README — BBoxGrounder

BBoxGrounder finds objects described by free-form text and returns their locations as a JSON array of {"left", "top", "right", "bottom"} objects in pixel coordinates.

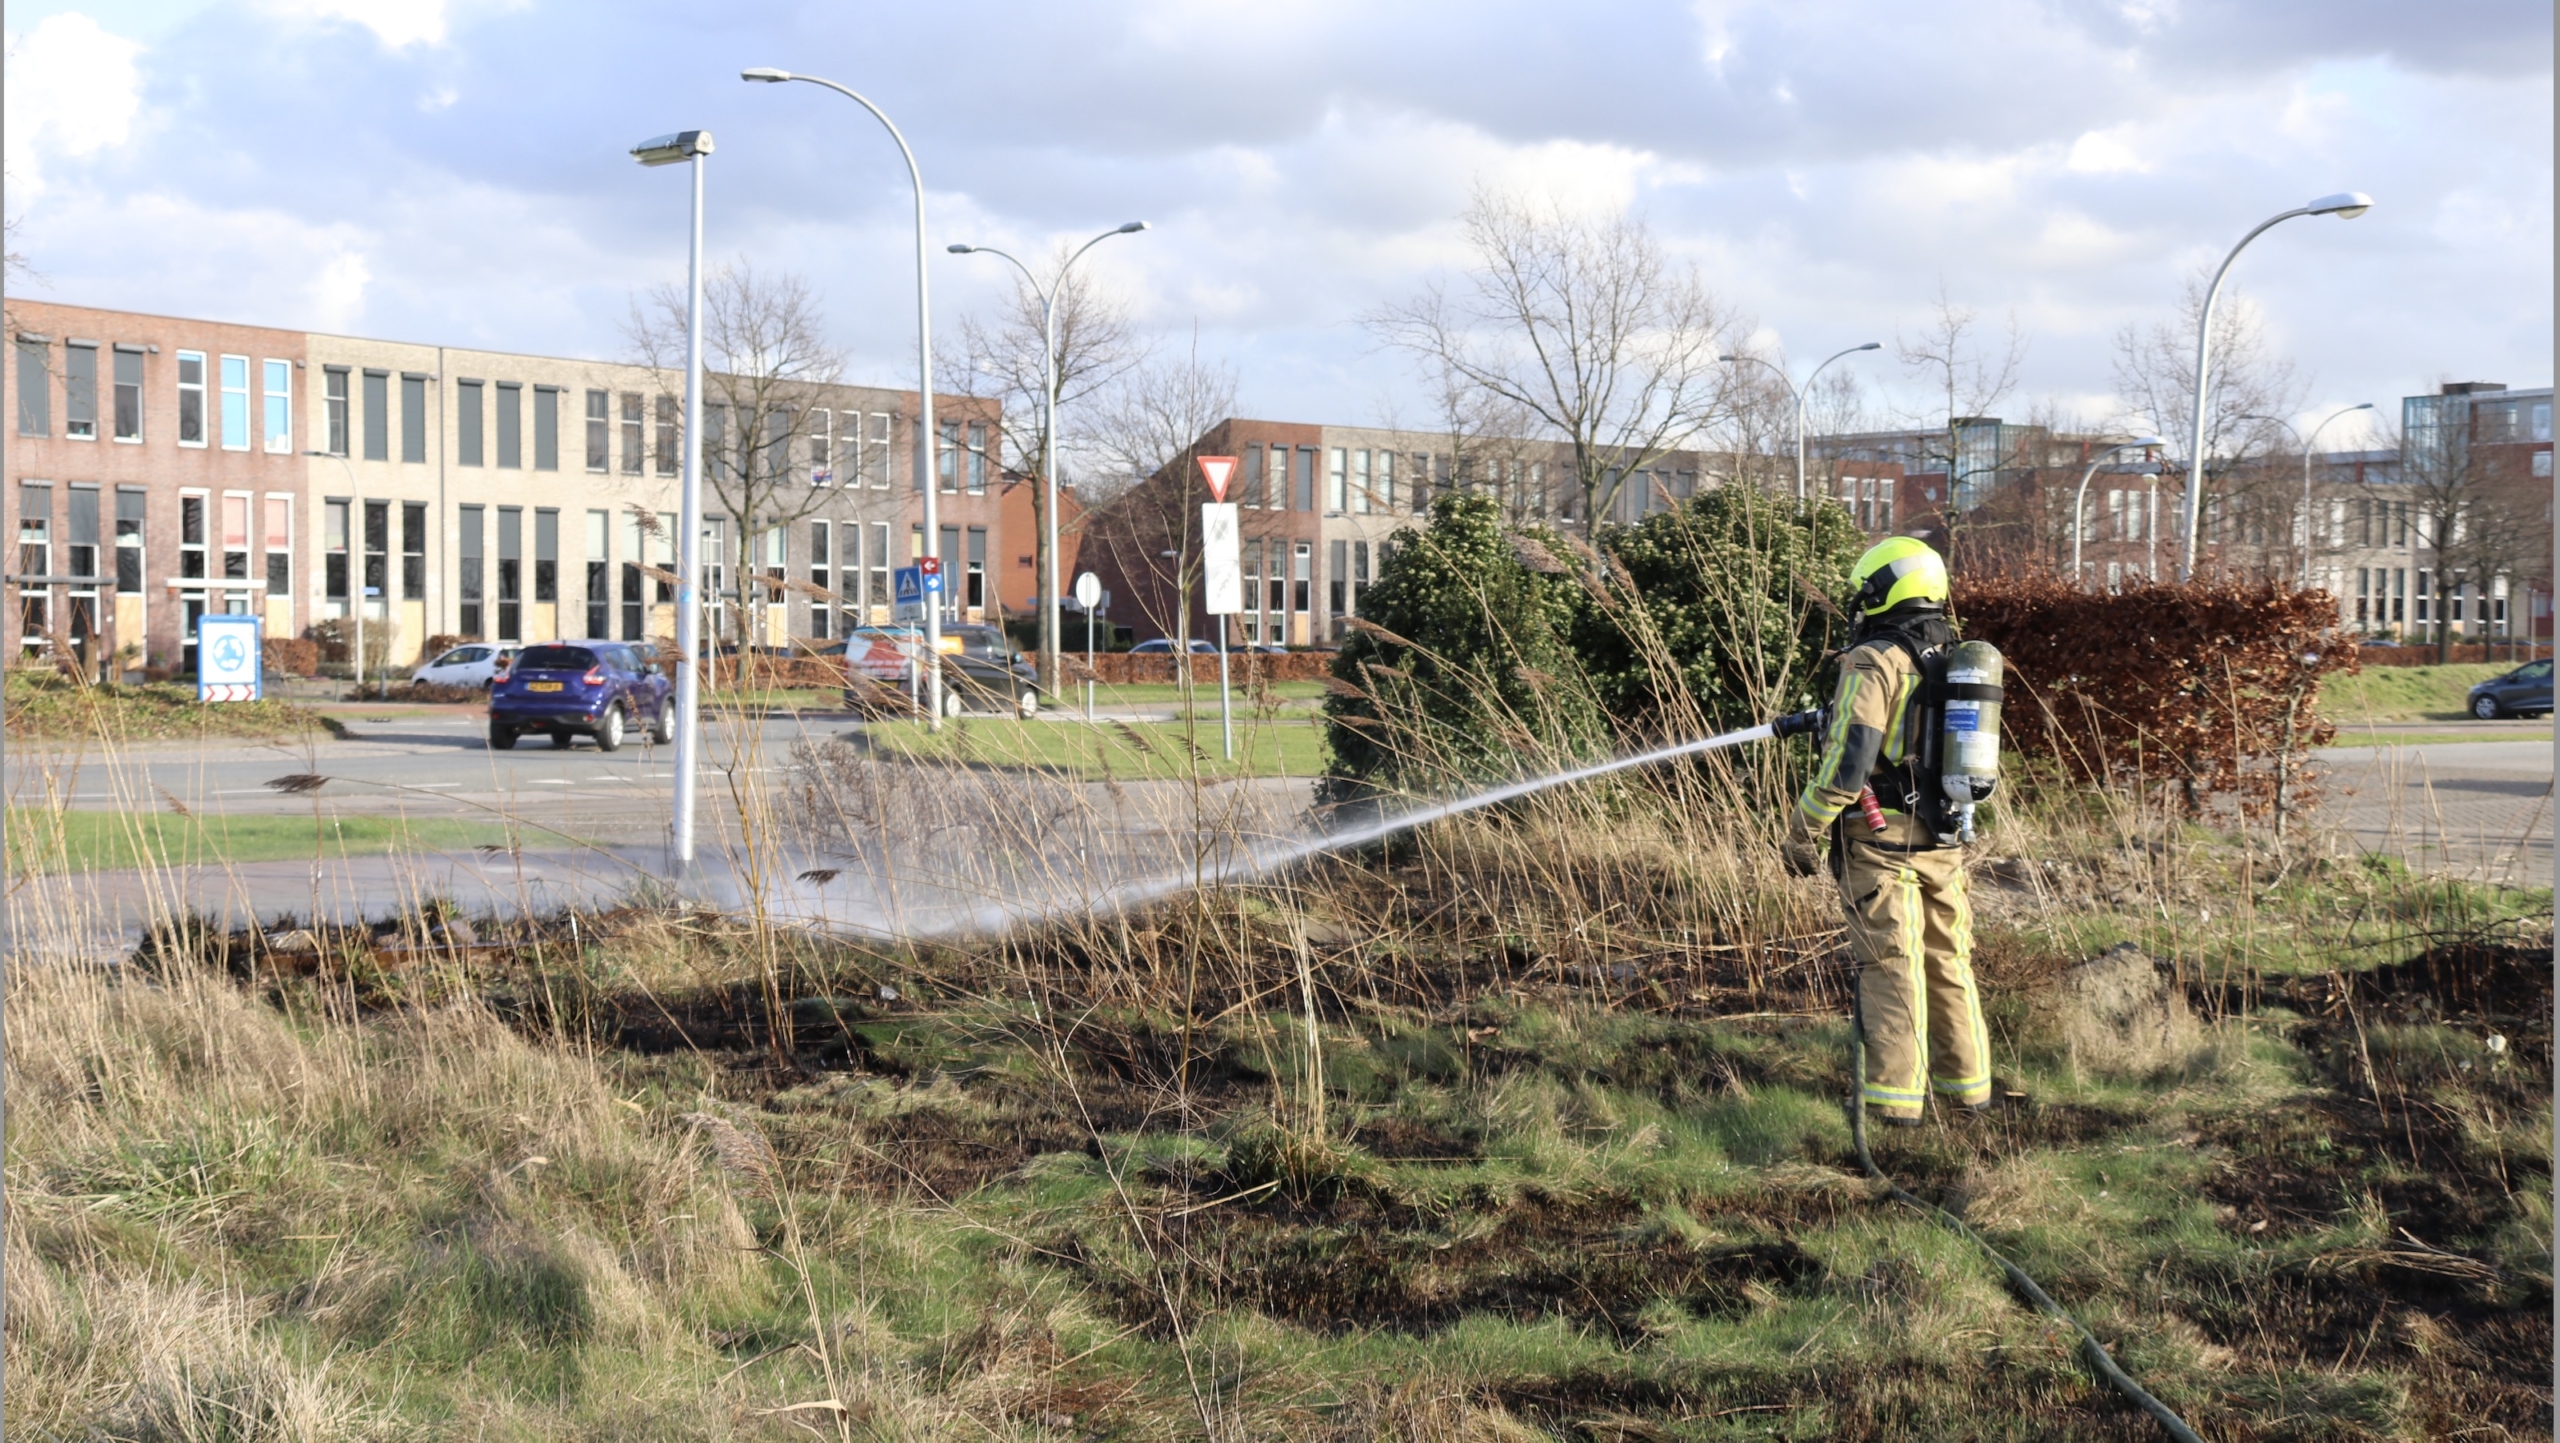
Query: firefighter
[{"left": 1781, "top": 537, "right": 1992, "bottom": 1126}]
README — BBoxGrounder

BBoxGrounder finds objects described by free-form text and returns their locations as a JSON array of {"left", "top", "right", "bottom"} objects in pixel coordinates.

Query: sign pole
[
  {"left": 1075, "top": 570, "right": 1103, "bottom": 722},
  {"left": 1194, "top": 457, "right": 1242, "bottom": 766}
]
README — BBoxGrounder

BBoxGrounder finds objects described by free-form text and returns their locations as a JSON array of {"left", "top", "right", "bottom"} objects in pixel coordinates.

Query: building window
[
  {"left": 359, "top": 369, "right": 388, "bottom": 460},
  {"left": 360, "top": 500, "right": 387, "bottom": 607},
  {"left": 618, "top": 509, "right": 646, "bottom": 642},
  {"left": 1292, "top": 541, "right": 1312, "bottom": 615},
  {"left": 619, "top": 392, "right": 644, "bottom": 475},
  {"left": 966, "top": 422, "right": 988, "bottom": 493},
  {"left": 655, "top": 394, "right": 678, "bottom": 477},
  {"left": 14, "top": 336, "right": 48, "bottom": 437},
  {"left": 323, "top": 366, "right": 349, "bottom": 456},
  {"left": 1376, "top": 452, "right": 1396, "bottom": 512},
  {"left": 966, "top": 525, "right": 986, "bottom": 609},
  {"left": 170, "top": 351, "right": 208, "bottom": 447},
  {"left": 807, "top": 519, "right": 832, "bottom": 639},
  {"left": 496, "top": 506, "right": 523, "bottom": 640},
  {"left": 2536, "top": 451, "right": 2553, "bottom": 478},
  {"left": 268, "top": 361, "right": 296, "bottom": 454},
  {"left": 456, "top": 380, "right": 483, "bottom": 466},
  {"left": 220, "top": 493, "right": 252, "bottom": 582},
  {"left": 180, "top": 494, "right": 207, "bottom": 583},
  {"left": 397, "top": 373, "right": 424, "bottom": 462},
  {"left": 585, "top": 510, "right": 611, "bottom": 638},
  {"left": 938, "top": 421, "right": 959, "bottom": 492},
  {"left": 810, "top": 408, "right": 832, "bottom": 485},
  {"left": 869, "top": 412, "right": 892, "bottom": 488},
  {"left": 1326, "top": 449, "right": 1347, "bottom": 512},
  {"left": 1295, "top": 447, "right": 1317, "bottom": 512},
  {"left": 17, "top": 483, "right": 51, "bottom": 650},
  {"left": 495, "top": 382, "right": 522, "bottom": 468},
  {"left": 1242, "top": 444, "right": 1264, "bottom": 509},
  {"left": 534, "top": 508, "right": 559, "bottom": 607},
  {"left": 870, "top": 522, "right": 891, "bottom": 619},
  {"left": 582, "top": 390, "right": 609, "bottom": 472},
  {"left": 1328, "top": 538, "right": 1347, "bottom": 621},
  {"left": 458, "top": 505, "right": 484, "bottom": 637},
  {"left": 66, "top": 342, "right": 100, "bottom": 440},
  {"left": 402, "top": 501, "right": 426, "bottom": 600},
  {"left": 113, "top": 347, "right": 144, "bottom": 442},
  {"left": 66, "top": 484, "right": 99, "bottom": 585},
  {"left": 842, "top": 522, "right": 865, "bottom": 629},
  {"left": 265, "top": 496, "right": 292, "bottom": 600},
  {"left": 115, "top": 489, "right": 145, "bottom": 595},
  {"left": 533, "top": 386, "right": 560, "bottom": 471}
]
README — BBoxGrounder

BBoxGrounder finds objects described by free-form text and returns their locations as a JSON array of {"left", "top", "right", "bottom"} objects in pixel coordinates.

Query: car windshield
[
  {"left": 513, "top": 646, "right": 596, "bottom": 671},
  {"left": 441, "top": 648, "right": 484, "bottom": 665},
  {"left": 2518, "top": 661, "right": 2550, "bottom": 679}
]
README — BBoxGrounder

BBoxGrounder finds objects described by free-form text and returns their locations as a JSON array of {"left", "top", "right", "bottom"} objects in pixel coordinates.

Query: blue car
[
  {"left": 488, "top": 641, "right": 675, "bottom": 750},
  {"left": 2466, "top": 658, "right": 2552, "bottom": 720}
]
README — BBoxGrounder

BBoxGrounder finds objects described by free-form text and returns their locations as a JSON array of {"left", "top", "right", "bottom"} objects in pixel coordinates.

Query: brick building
[{"left": 6, "top": 301, "right": 1002, "bottom": 676}]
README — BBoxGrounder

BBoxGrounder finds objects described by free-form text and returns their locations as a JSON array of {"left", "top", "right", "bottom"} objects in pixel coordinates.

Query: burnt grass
[{"left": 140, "top": 900, "right": 2554, "bottom": 1440}]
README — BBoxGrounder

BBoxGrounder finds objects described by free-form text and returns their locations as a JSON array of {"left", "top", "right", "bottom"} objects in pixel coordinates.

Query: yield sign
[{"left": 1196, "top": 454, "right": 1238, "bottom": 502}]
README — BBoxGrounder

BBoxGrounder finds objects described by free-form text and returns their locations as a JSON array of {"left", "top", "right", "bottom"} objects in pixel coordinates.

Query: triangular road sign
[{"left": 1197, "top": 454, "right": 1238, "bottom": 502}]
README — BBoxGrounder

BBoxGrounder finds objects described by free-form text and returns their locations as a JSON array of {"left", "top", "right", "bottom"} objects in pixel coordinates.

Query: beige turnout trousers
[{"left": 1838, "top": 829, "right": 1991, "bottom": 1120}]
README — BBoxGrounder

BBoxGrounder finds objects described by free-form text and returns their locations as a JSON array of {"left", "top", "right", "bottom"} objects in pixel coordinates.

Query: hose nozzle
[{"left": 1771, "top": 708, "right": 1825, "bottom": 740}]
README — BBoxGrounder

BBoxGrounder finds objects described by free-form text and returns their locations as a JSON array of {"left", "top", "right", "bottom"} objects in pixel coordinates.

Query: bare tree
[
  {"left": 1369, "top": 189, "right": 1739, "bottom": 526},
  {"left": 942, "top": 249, "right": 1144, "bottom": 682},
  {"left": 624, "top": 264, "right": 845, "bottom": 628},
  {"left": 1076, "top": 344, "right": 1238, "bottom": 648},
  {"left": 1895, "top": 286, "right": 2026, "bottom": 500},
  {"left": 2112, "top": 272, "right": 2302, "bottom": 569}
]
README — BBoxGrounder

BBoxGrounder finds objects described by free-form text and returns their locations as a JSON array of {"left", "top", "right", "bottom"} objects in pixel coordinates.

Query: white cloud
[
  {"left": 258, "top": 0, "right": 449, "bottom": 49},
  {"left": 2066, "top": 129, "right": 2149, "bottom": 174},
  {"left": 3, "top": 12, "right": 144, "bottom": 197}
]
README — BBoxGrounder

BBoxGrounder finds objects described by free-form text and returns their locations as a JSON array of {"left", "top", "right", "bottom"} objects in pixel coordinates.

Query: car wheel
[
  {"left": 1016, "top": 687, "right": 1039, "bottom": 719},
  {"left": 488, "top": 724, "right": 517, "bottom": 750},
  {"left": 596, "top": 703, "right": 626, "bottom": 752},
  {"left": 2473, "top": 694, "right": 2503, "bottom": 720},
  {"left": 651, "top": 701, "right": 676, "bottom": 744},
  {"left": 942, "top": 688, "right": 965, "bottom": 719},
  {"left": 550, "top": 729, "right": 577, "bottom": 749}
]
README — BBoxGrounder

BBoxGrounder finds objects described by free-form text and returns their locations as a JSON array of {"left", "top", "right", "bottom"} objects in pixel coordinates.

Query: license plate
[{"left": 528, "top": 681, "right": 563, "bottom": 692}]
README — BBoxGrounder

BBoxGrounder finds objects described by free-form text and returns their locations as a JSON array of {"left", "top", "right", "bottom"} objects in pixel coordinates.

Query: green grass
[
  {"left": 2322, "top": 662, "right": 2511, "bottom": 722},
  {"left": 6, "top": 807, "right": 518, "bottom": 872},
  {"left": 4, "top": 669, "right": 346, "bottom": 742},
  {"left": 858, "top": 713, "right": 1333, "bottom": 779}
]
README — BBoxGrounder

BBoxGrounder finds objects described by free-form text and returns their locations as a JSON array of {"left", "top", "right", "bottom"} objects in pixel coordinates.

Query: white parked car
[{"left": 412, "top": 644, "right": 516, "bottom": 689}]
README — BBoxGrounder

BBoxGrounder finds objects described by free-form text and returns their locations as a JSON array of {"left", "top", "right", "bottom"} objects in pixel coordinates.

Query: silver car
[{"left": 411, "top": 643, "right": 516, "bottom": 689}]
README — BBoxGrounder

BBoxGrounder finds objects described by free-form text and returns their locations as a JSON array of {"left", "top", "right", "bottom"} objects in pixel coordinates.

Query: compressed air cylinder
[{"left": 1939, "top": 640, "right": 2003, "bottom": 841}]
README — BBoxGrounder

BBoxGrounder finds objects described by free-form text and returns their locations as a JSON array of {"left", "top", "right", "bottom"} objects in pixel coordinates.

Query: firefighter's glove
[{"left": 1780, "top": 813, "right": 1824, "bottom": 878}]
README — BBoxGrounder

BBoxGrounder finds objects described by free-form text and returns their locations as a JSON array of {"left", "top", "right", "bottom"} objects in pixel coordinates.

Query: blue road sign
[
  {"left": 893, "top": 566, "right": 925, "bottom": 624},
  {"left": 197, "top": 613, "right": 263, "bottom": 702}
]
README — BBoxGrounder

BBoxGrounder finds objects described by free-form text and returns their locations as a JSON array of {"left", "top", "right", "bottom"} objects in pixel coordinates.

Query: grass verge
[
  {"left": 857, "top": 714, "right": 1331, "bottom": 780},
  {"left": 2322, "top": 663, "right": 2512, "bottom": 723},
  {"left": 6, "top": 669, "right": 346, "bottom": 743},
  {"left": 5, "top": 808, "right": 518, "bottom": 873}
]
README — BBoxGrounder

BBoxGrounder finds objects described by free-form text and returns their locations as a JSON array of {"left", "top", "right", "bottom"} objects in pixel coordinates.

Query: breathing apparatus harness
[{"left": 1770, "top": 612, "right": 2206, "bottom": 1443}]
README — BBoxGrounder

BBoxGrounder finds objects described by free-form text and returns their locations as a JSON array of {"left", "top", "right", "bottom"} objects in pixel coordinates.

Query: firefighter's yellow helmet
[{"left": 1847, "top": 537, "right": 1949, "bottom": 617}]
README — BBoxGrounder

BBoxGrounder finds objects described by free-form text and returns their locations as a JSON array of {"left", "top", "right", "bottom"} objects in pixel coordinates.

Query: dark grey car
[{"left": 2466, "top": 658, "right": 2552, "bottom": 719}]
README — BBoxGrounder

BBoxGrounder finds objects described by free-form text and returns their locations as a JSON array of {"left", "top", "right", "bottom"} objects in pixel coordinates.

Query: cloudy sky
[{"left": 7, "top": 0, "right": 2551, "bottom": 451}]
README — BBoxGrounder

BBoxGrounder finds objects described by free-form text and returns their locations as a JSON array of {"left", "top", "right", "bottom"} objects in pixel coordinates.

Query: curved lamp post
[
  {"left": 1718, "top": 342, "right": 1882, "bottom": 503},
  {"left": 948, "top": 222, "right": 1148, "bottom": 695},
  {"left": 2069, "top": 437, "right": 2166, "bottom": 584},
  {"left": 2178, "top": 192, "right": 2373, "bottom": 580},
  {"left": 742, "top": 67, "right": 947, "bottom": 729},
  {"left": 2242, "top": 404, "right": 2374, "bottom": 585},
  {"left": 630, "top": 128, "right": 711, "bottom": 868}
]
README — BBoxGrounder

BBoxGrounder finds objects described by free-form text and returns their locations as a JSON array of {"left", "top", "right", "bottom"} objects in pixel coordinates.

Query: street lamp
[
  {"left": 2068, "top": 437, "right": 2167, "bottom": 584},
  {"left": 948, "top": 221, "right": 1149, "bottom": 696},
  {"left": 631, "top": 127, "right": 711, "bottom": 869},
  {"left": 2178, "top": 192, "right": 2373, "bottom": 580},
  {"left": 2241, "top": 404, "right": 2374, "bottom": 586},
  {"left": 305, "top": 449, "right": 372, "bottom": 694},
  {"left": 743, "top": 67, "right": 946, "bottom": 728},
  {"left": 1718, "top": 342, "right": 1882, "bottom": 503}
]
